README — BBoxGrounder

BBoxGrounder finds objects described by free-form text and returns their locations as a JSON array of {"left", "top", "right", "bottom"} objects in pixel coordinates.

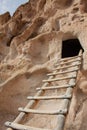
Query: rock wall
[{"left": 0, "top": 0, "right": 87, "bottom": 130}]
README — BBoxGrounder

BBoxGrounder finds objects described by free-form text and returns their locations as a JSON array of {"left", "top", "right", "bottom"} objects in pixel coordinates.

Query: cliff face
[{"left": 0, "top": 0, "right": 87, "bottom": 130}]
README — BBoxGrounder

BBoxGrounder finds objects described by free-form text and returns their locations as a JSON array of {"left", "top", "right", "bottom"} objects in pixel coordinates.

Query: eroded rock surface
[
  {"left": 0, "top": 12, "right": 11, "bottom": 27},
  {"left": 0, "top": 0, "right": 87, "bottom": 130}
]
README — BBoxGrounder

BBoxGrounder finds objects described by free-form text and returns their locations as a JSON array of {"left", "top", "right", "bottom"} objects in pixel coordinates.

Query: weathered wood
[
  {"left": 54, "top": 115, "right": 65, "bottom": 130},
  {"left": 56, "top": 58, "right": 81, "bottom": 66},
  {"left": 43, "top": 74, "right": 76, "bottom": 83},
  {"left": 47, "top": 67, "right": 79, "bottom": 76},
  {"left": 5, "top": 122, "right": 51, "bottom": 130},
  {"left": 18, "top": 108, "right": 67, "bottom": 115},
  {"left": 36, "top": 83, "right": 75, "bottom": 91},
  {"left": 55, "top": 78, "right": 76, "bottom": 130},
  {"left": 27, "top": 95, "right": 72, "bottom": 100},
  {"left": 54, "top": 62, "right": 81, "bottom": 71},
  {"left": 79, "top": 49, "right": 83, "bottom": 56},
  {"left": 60, "top": 54, "right": 82, "bottom": 61}
]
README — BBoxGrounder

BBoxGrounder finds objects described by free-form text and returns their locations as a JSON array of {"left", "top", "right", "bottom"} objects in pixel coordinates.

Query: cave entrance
[{"left": 62, "top": 39, "right": 84, "bottom": 58}]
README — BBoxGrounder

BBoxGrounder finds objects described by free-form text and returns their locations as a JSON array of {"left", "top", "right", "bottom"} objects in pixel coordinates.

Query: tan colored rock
[{"left": 0, "top": 0, "right": 87, "bottom": 130}]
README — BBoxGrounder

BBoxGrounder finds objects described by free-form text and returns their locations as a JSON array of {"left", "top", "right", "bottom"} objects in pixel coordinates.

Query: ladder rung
[
  {"left": 56, "top": 58, "right": 81, "bottom": 66},
  {"left": 36, "top": 84, "right": 75, "bottom": 91},
  {"left": 54, "top": 63, "right": 81, "bottom": 71},
  {"left": 47, "top": 67, "right": 79, "bottom": 76},
  {"left": 43, "top": 75, "right": 76, "bottom": 83},
  {"left": 27, "top": 95, "right": 72, "bottom": 100},
  {"left": 60, "top": 54, "right": 82, "bottom": 61},
  {"left": 18, "top": 108, "right": 67, "bottom": 115},
  {"left": 5, "top": 122, "right": 50, "bottom": 130}
]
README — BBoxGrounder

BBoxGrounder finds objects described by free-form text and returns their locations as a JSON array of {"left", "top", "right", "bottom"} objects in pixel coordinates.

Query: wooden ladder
[{"left": 5, "top": 50, "right": 83, "bottom": 130}]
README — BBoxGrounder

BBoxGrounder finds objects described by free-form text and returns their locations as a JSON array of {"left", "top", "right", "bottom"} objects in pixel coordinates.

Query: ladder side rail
[{"left": 55, "top": 54, "right": 82, "bottom": 130}]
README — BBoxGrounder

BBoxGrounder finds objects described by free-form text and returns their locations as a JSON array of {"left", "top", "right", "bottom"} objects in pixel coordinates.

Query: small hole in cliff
[{"left": 62, "top": 39, "right": 84, "bottom": 58}]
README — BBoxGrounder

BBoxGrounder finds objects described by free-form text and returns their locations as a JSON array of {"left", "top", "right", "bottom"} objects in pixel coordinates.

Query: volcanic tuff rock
[{"left": 0, "top": 0, "right": 87, "bottom": 130}]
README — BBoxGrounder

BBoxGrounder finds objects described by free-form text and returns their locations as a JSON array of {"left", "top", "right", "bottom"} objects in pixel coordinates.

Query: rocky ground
[{"left": 0, "top": 0, "right": 87, "bottom": 130}]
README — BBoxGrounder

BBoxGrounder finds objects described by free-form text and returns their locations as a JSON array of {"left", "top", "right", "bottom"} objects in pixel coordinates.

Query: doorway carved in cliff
[{"left": 62, "top": 39, "right": 84, "bottom": 58}]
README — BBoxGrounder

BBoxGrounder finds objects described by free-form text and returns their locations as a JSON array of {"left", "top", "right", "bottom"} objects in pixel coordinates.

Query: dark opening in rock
[{"left": 62, "top": 39, "right": 84, "bottom": 58}]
